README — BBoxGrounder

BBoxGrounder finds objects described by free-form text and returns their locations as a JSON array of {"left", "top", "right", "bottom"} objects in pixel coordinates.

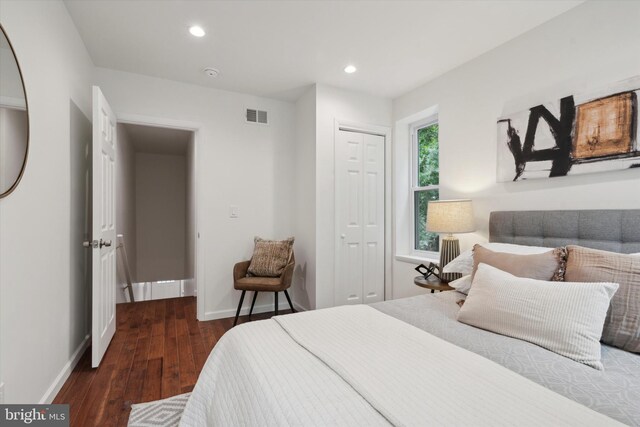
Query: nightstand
[{"left": 413, "top": 276, "right": 454, "bottom": 294}]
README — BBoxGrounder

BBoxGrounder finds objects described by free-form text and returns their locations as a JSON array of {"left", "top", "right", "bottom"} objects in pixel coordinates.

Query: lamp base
[{"left": 439, "top": 237, "right": 462, "bottom": 283}]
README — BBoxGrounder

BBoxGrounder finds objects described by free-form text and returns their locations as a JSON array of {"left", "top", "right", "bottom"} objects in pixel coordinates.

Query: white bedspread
[{"left": 181, "top": 305, "right": 623, "bottom": 427}]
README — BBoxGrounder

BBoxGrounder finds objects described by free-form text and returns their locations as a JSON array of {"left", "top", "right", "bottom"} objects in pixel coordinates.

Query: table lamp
[{"left": 426, "top": 199, "right": 475, "bottom": 282}]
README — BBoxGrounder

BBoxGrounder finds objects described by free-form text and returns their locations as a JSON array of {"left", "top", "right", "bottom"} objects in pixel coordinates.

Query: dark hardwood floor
[{"left": 53, "top": 296, "right": 289, "bottom": 427}]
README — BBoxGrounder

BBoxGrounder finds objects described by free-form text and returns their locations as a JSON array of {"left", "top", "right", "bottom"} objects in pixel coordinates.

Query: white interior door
[
  {"left": 335, "top": 130, "right": 385, "bottom": 305},
  {"left": 90, "top": 86, "right": 117, "bottom": 367},
  {"left": 362, "top": 133, "right": 385, "bottom": 303}
]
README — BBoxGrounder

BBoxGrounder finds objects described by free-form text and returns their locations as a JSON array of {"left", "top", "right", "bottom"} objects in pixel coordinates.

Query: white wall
[
  {"left": 314, "top": 84, "right": 392, "bottom": 309},
  {"left": 94, "top": 67, "right": 296, "bottom": 319},
  {"left": 116, "top": 124, "right": 137, "bottom": 304},
  {"left": 392, "top": 1, "right": 640, "bottom": 297},
  {"left": 0, "top": 0, "right": 94, "bottom": 403},
  {"left": 135, "top": 152, "right": 187, "bottom": 282},
  {"left": 291, "top": 86, "right": 316, "bottom": 310}
]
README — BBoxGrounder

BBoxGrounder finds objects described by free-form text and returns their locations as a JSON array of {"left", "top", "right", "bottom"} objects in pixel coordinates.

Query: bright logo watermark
[{"left": 0, "top": 405, "right": 68, "bottom": 426}]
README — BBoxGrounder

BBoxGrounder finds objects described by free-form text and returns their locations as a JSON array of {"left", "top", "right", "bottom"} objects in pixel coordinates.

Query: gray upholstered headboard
[{"left": 489, "top": 210, "right": 640, "bottom": 254}]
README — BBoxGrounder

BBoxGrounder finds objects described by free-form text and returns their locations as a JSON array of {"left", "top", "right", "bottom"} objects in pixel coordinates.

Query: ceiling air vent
[{"left": 246, "top": 108, "right": 268, "bottom": 125}]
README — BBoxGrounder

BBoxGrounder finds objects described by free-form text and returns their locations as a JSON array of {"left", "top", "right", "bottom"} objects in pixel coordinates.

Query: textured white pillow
[
  {"left": 442, "top": 243, "right": 554, "bottom": 275},
  {"left": 457, "top": 263, "right": 618, "bottom": 370},
  {"left": 448, "top": 275, "right": 472, "bottom": 294}
]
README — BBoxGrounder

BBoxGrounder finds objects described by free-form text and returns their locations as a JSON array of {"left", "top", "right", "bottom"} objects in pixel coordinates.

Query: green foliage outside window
[
  {"left": 417, "top": 124, "right": 439, "bottom": 187},
  {"left": 415, "top": 124, "right": 440, "bottom": 252}
]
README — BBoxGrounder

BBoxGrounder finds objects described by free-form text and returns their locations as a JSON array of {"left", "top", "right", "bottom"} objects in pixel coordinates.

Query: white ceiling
[
  {"left": 121, "top": 123, "right": 192, "bottom": 155},
  {"left": 65, "top": 0, "right": 583, "bottom": 101}
]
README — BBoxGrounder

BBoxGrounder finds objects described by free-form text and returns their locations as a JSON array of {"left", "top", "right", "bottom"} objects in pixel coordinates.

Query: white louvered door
[
  {"left": 335, "top": 130, "right": 385, "bottom": 306},
  {"left": 91, "top": 86, "right": 117, "bottom": 367}
]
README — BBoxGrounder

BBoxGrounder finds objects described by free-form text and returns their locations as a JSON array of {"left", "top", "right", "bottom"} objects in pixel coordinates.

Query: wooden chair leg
[
  {"left": 284, "top": 290, "right": 295, "bottom": 312},
  {"left": 249, "top": 291, "right": 258, "bottom": 319},
  {"left": 274, "top": 292, "right": 279, "bottom": 316},
  {"left": 233, "top": 290, "right": 246, "bottom": 326}
]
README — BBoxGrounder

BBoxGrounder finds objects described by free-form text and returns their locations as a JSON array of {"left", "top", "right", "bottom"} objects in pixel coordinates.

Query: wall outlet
[{"left": 229, "top": 205, "right": 239, "bottom": 218}]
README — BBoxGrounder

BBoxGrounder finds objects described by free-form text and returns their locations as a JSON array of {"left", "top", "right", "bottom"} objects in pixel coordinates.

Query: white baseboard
[
  {"left": 40, "top": 334, "right": 90, "bottom": 404},
  {"left": 203, "top": 299, "right": 308, "bottom": 321}
]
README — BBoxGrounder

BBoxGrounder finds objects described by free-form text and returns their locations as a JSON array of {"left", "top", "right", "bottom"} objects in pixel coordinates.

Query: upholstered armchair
[{"left": 233, "top": 252, "right": 296, "bottom": 326}]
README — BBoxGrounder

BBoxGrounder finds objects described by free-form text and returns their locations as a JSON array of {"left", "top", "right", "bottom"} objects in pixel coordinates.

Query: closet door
[
  {"left": 335, "top": 130, "right": 384, "bottom": 306},
  {"left": 362, "top": 134, "right": 385, "bottom": 303}
]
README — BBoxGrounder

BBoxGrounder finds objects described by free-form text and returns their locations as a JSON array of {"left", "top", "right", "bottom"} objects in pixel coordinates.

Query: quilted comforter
[{"left": 180, "top": 302, "right": 626, "bottom": 426}]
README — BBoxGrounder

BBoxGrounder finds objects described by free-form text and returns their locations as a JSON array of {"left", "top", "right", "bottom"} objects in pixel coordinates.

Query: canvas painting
[{"left": 497, "top": 77, "right": 640, "bottom": 182}]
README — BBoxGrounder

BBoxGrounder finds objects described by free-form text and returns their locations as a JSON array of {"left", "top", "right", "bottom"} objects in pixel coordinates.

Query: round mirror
[{"left": 0, "top": 24, "right": 29, "bottom": 198}]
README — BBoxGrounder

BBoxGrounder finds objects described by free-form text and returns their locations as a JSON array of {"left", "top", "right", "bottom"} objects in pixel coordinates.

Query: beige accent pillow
[
  {"left": 565, "top": 245, "right": 640, "bottom": 353},
  {"left": 443, "top": 243, "right": 557, "bottom": 275},
  {"left": 459, "top": 263, "right": 618, "bottom": 369},
  {"left": 471, "top": 244, "right": 566, "bottom": 282},
  {"left": 247, "top": 237, "right": 294, "bottom": 277}
]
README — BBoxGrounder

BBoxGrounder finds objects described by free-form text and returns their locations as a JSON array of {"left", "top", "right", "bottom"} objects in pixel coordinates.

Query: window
[{"left": 412, "top": 120, "right": 439, "bottom": 253}]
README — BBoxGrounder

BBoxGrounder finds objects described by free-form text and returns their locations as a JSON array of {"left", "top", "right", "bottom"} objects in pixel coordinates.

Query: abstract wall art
[{"left": 497, "top": 77, "right": 640, "bottom": 182}]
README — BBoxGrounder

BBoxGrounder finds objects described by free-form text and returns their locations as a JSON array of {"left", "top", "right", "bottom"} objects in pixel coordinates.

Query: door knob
[
  {"left": 83, "top": 240, "right": 98, "bottom": 249},
  {"left": 83, "top": 239, "right": 112, "bottom": 248}
]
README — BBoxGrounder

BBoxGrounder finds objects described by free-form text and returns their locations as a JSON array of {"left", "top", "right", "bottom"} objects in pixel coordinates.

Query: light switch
[{"left": 230, "top": 205, "right": 239, "bottom": 218}]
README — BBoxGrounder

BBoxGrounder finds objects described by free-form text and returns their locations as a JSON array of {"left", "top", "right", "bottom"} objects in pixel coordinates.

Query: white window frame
[{"left": 410, "top": 116, "right": 439, "bottom": 259}]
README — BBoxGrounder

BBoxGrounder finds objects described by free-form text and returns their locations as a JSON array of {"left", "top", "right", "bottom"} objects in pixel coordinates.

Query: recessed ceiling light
[
  {"left": 189, "top": 25, "right": 206, "bottom": 37},
  {"left": 344, "top": 65, "right": 357, "bottom": 74}
]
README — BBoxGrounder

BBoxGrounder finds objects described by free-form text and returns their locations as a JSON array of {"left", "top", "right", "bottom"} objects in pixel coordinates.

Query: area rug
[{"left": 127, "top": 393, "right": 191, "bottom": 427}]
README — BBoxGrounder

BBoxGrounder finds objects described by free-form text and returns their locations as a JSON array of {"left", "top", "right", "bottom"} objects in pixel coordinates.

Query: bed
[{"left": 181, "top": 210, "right": 640, "bottom": 426}]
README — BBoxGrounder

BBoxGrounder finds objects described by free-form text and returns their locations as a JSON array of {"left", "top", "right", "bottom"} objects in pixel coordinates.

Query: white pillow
[
  {"left": 457, "top": 263, "right": 618, "bottom": 370},
  {"left": 442, "top": 243, "right": 554, "bottom": 275},
  {"left": 448, "top": 275, "right": 472, "bottom": 294}
]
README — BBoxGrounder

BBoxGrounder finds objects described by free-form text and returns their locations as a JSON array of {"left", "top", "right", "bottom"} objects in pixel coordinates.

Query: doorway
[{"left": 115, "top": 122, "right": 197, "bottom": 304}]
